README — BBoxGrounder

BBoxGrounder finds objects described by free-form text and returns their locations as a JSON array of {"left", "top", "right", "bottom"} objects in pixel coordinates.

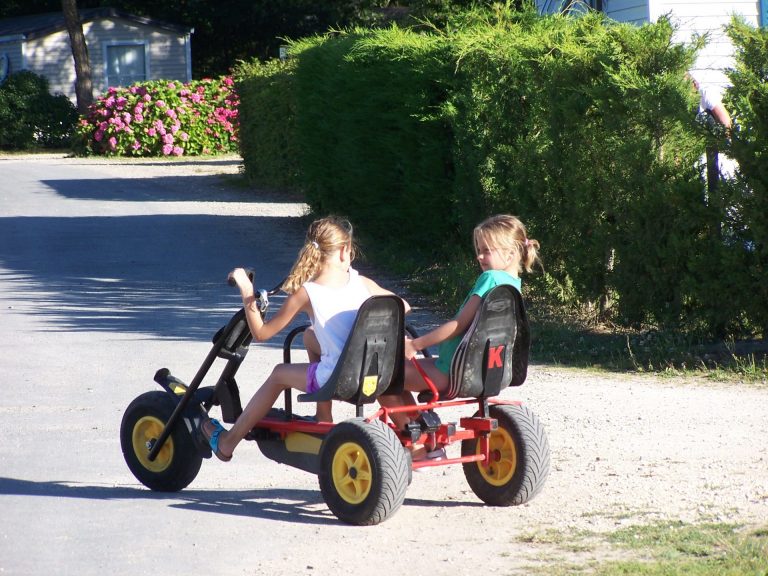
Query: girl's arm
[
  {"left": 361, "top": 276, "right": 411, "bottom": 315},
  {"left": 230, "top": 268, "right": 310, "bottom": 342},
  {"left": 406, "top": 295, "right": 483, "bottom": 357}
]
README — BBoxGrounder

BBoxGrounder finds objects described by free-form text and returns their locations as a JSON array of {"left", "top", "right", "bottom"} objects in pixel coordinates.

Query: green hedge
[
  {"left": 235, "top": 9, "right": 764, "bottom": 339},
  {"left": 724, "top": 17, "right": 768, "bottom": 335},
  {"left": 290, "top": 27, "right": 457, "bottom": 246},
  {"left": 234, "top": 59, "right": 300, "bottom": 190}
]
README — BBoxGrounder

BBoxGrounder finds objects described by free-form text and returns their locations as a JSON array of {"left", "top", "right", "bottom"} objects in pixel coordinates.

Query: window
[{"left": 105, "top": 43, "right": 146, "bottom": 88}]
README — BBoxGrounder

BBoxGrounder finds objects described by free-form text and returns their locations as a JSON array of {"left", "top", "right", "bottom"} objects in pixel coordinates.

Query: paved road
[
  {"left": 3, "top": 155, "right": 767, "bottom": 576},
  {"left": 0, "top": 155, "right": 328, "bottom": 575},
  {"left": 0, "top": 154, "right": 458, "bottom": 576}
]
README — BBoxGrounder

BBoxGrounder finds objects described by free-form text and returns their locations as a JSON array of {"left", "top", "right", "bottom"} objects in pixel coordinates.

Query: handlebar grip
[{"left": 227, "top": 268, "right": 255, "bottom": 287}]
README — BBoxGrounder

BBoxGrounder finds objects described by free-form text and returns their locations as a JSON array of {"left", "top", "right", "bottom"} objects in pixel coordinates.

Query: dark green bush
[
  {"left": 0, "top": 70, "right": 78, "bottom": 149},
  {"left": 447, "top": 11, "right": 704, "bottom": 328}
]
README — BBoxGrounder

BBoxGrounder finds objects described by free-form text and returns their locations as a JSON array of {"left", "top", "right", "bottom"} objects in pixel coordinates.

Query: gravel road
[{"left": 1, "top": 154, "right": 766, "bottom": 575}]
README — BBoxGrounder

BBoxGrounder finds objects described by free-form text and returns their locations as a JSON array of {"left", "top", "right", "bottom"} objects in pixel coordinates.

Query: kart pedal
[
  {"left": 417, "top": 411, "right": 441, "bottom": 433},
  {"left": 404, "top": 422, "right": 421, "bottom": 443}
]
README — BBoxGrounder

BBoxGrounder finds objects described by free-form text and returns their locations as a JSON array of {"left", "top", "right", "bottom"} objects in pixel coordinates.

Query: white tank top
[{"left": 302, "top": 267, "right": 372, "bottom": 387}]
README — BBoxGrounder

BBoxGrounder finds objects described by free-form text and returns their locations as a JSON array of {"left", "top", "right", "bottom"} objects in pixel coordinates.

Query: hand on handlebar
[
  {"left": 404, "top": 337, "right": 420, "bottom": 360},
  {"left": 227, "top": 267, "right": 254, "bottom": 289}
]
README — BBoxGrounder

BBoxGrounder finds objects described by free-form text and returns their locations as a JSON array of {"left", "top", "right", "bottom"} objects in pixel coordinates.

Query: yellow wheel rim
[
  {"left": 331, "top": 441, "right": 373, "bottom": 504},
  {"left": 132, "top": 416, "right": 173, "bottom": 473},
  {"left": 477, "top": 427, "right": 517, "bottom": 486}
]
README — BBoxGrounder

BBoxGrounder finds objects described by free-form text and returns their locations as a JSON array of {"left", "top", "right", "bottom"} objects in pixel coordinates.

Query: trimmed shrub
[
  {"left": 234, "top": 8, "right": 763, "bottom": 338},
  {"left": 288, "top": 27, "right": 457, "bottom": 250},
  {"left": 233, "top": 58, "right": 300, "bottom": 190},
  {"left": 0, "top": 70, "right": 78, "bottom": 149},
  {"left": 74, "top": 77, "right": 239, "bottom": 156},
  {"left": 723, "top": 17, "right": 768, "bottom": 335}
]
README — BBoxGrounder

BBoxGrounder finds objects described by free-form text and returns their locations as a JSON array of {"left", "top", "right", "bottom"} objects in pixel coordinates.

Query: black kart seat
[
  {"left": 297, "top": 295, "right": 405, "bottom": 406},
  {"left": 445, "top": 284, "right": 529, "bottom": 400}
]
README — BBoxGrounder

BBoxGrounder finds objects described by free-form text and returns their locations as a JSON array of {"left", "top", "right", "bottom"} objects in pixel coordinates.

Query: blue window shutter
[{"left": 762, "top": 0, "right": 768, "bottom": 27}]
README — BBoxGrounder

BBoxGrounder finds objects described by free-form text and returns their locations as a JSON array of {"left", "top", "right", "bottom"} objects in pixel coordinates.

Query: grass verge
[{"left": 524, "top": 522, "right": 768, "bottom": 575}]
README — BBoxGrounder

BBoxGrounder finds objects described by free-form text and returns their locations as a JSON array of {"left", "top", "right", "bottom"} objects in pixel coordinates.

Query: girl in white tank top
[{"left": 198, "top": 217, "right": 408, "bottom": 462}]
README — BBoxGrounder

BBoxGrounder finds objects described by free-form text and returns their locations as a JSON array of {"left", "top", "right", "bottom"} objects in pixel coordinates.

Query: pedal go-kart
[{"left": 120, "top": 275, "right": 550, "bottom": 525}]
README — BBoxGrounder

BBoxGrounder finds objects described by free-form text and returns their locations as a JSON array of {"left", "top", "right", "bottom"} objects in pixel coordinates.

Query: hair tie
[
  {"left": 311, "top": 241, "right": 319, "bottom": 249},
  {"left": 523, "top": 238, "right": 530, "bottom": 248}
]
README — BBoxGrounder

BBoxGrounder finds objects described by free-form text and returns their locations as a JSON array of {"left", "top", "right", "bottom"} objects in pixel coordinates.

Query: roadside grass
[
  {"left": 530, "top": 311, "right": 768, "bottom": 384},
  {"left": 522, "top": 522, "right": 768, "bottom": 575},
  {"left": 368, "top": 247, "right": 768, "bottom": 384}
]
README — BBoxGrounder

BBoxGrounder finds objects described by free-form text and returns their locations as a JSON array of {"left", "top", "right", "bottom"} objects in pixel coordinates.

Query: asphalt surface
[
  {"left": 0, "top": 155, "right": 327, "bottom": 575},
  {"left": 0, "top": 154, "right": 455, "bottom": 576},
  {"left": 3, "top": 155, "right": 767, "bottom": 576}
]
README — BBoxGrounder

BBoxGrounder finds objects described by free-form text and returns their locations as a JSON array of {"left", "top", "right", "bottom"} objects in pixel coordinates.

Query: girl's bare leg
[{"left": 211, "top": 363, "right": 309, "bottom": 457}]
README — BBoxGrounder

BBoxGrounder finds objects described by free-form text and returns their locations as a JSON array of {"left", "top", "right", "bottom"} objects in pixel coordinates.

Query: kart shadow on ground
[{"left": 0, "top": 476, "right": 482, "bottom": 526}]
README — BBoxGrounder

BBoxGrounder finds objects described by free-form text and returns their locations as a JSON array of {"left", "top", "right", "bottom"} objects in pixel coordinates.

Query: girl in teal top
[{"left": 381, "top": 215, "right": 540, "bottom": 449}]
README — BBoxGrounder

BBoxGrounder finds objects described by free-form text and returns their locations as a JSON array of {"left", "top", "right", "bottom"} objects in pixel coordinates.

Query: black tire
[
  {"left": 318, "top": 418, "right": 409, "bottom": 525},
  {"left": 461, "top": 404, "right": 550, "bottom": 506},
  {"left": 120, "top": 391, "right": 202, "bottom": 492}
]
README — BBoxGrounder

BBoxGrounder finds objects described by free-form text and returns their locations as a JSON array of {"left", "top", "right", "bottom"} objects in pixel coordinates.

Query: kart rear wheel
[
  {"left": 319, "top": 418, "right": 409, "bottom": 525},
  {"left": 461, "top": 404, "right": 550, "bottom": 506},
  {"left": 120, "top": 391, "right": 202, "bottom": 492}
]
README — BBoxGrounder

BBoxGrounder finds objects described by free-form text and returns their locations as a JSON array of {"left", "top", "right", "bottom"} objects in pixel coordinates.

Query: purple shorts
[{"left": 306, "top": 362, "right": 321, "bottom": 394}]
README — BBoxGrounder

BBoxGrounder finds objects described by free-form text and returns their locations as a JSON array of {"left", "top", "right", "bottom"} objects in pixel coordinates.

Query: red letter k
[{"left": 487, "top": 345, "right": 504, "bottom": 369}]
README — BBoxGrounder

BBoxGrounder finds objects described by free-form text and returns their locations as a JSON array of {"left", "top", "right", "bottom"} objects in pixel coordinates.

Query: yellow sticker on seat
[{"left": 362, "top": 375, "right": 378, "bottom": 396}]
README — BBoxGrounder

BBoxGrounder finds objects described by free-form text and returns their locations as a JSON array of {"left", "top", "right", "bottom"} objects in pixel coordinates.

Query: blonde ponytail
[{"left": 281, "top": 216, "right": 355, "bottom": 293}]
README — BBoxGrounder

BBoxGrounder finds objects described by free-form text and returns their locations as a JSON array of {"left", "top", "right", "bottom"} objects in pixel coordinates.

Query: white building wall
[
  {"left": 648, "top": 0, "right": 759, "bottom": 88},
  {"left": 0, "top": 38, "right": 24, "bottom": 77},
  {"left": 13, "top": 17, "right": 191, "bottom": 103},
  {"left": 24, "top": 30, "right": 75, "bottom": 98}
]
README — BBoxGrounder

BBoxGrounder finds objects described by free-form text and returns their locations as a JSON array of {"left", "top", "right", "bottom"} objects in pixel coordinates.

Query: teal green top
[{"left": 434, "top": 270, "right": 521, "bottom": 374}]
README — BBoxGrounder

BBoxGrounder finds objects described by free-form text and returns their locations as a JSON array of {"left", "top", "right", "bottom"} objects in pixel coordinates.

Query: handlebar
[
  {"left": 227, "top": 267, "right": 255, "bottom": 287},
  {"left": 228, "top": 268, "right": 284, "bottom": 314}
]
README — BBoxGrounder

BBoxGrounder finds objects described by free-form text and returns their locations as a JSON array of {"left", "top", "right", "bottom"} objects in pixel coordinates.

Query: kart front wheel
[
  {"left": 120, "top": 391, "right": 202, "bottom": 492},
  {"left": 319, "top": 418, "right": 409, "bottom": 525},
  {"left": 461, "top": 404, "right": 550, "bottom": 506}
]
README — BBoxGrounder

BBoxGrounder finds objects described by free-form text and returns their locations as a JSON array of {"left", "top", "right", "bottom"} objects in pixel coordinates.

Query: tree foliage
[{"left": 0, "top": 0, "right": 495, "bottom": 78}]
